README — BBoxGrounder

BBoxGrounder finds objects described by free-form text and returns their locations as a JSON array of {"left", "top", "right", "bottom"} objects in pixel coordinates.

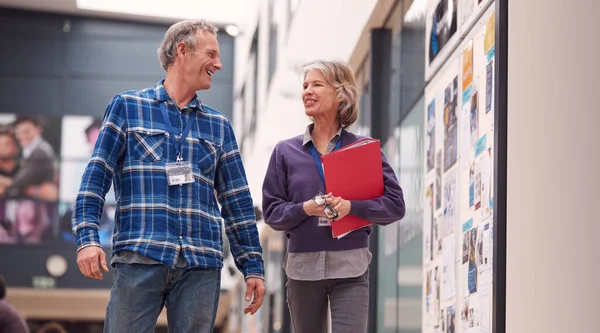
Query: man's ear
[{"left": 176, "top": 42, "right": 187, "bottom": 58}]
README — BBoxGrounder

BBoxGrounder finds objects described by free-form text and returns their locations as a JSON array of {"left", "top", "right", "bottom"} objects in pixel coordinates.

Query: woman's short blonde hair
[{"left": 301, "top": 60, "right": 359, "bottom": 128}]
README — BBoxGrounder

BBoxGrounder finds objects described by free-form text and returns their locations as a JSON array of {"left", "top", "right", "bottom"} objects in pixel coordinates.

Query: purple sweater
[{"left": 262, "top": 130, "right": 405, "bottom": 253}]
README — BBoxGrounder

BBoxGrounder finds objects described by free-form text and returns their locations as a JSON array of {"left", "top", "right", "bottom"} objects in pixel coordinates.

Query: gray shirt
[
  {"left": 111, "top": 250, "right": 186, "bottom": 268},
  {"left": 284, "top": 124, "right": 371, "bottom": 281}
]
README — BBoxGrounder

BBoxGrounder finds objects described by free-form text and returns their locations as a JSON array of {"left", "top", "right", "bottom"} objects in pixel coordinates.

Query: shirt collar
[
  {"left": 302, "top": 123, "right": 343, "bottom": 146},
  {"left": 154, "top": 80, "right": 206, "bottom": 113}
]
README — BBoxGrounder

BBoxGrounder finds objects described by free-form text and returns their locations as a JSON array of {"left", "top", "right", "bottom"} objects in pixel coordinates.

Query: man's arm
[
  {"left": 215, "top": 121, "right": 264, "bottom": 281},
  {"left": 72, "top": 95, "right": 127, "bottom": 252}
]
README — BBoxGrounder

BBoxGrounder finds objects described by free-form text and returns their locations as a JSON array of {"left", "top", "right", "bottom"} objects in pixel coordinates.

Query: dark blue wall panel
[{"left": 0, "top": 7, "right": 235, "bottom": 289}]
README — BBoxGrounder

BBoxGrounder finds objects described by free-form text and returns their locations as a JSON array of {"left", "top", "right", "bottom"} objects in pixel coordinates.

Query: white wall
[
  {"left": 235, "top": 0, "right": 379, "bottom": 206},
  {"left": 507, "top": 1, "right": 600, "bottom": 332}
]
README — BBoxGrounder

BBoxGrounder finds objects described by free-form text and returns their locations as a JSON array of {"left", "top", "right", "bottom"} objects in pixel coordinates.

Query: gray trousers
[{"left": 286, "top": 270, "right": 369, "bottom": 333}]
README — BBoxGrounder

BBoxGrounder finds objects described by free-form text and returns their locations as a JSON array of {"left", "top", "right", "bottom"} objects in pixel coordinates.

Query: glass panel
[
  {"left": 400, "top": 8, "right": 426, "bottom": 117},
  {"left": 397, "top": 96, "right": 425, "bottom": 333},
  {"left": 378, "top": 128, "right": 401, "bottom": 333}
]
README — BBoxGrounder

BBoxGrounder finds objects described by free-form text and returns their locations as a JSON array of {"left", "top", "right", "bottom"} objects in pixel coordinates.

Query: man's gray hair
[{"left": 157, "top": 20, "right": 218, "bottom": 70}]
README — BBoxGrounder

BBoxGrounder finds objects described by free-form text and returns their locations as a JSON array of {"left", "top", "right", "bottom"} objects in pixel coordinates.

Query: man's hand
[
  {"left": 76, "top": 246, "right": 109, "bottom": 279},
  {"left": 244, "top": 277, "right": 266, "bottom": 315}
]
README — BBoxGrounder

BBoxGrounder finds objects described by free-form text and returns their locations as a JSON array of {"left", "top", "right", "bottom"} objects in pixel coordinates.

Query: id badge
[
  {"left": 165, "top": 161, "right": 194, "bottom": 186},
  {"left": 318, "top": 217, "right": 331, "bottom": 227}
]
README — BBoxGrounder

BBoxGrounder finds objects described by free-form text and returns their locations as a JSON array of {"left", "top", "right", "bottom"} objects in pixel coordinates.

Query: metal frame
[{"left": 492, "top": 0, "right": 508, "bottom": 332}]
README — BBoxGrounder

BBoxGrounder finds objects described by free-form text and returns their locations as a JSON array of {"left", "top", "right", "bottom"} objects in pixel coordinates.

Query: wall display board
[
  {"left": 0, "top": 114, "right": 115, "bottom": 247},
  {"left": 422, "top": 2, "right": 502, "bottom": 332}
]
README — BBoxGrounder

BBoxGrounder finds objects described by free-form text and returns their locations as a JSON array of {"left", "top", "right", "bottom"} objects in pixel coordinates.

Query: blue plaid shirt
[{"left": 72, "top": 80, "right": 264, "bottom": 279}]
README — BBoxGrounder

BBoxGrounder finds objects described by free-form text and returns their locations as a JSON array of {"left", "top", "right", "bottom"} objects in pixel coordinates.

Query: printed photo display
[
  {"left": 0, "top": 114, "right": 114, "bottom": 247},
  {"left": 423, "top": 3, "right": 497, "bottom": 333}
]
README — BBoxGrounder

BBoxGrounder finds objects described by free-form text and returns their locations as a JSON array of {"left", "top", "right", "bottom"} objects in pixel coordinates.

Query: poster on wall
[
  {"left": 423, "top": 3, "right": 497, "bottom": 332},
  {"left": 427, "top": 100, "right": 436, "bottom": 172},
  {"left": 428, "top": 0, "right": 458, "bottom": 65},
  {"left": 426, "top": 0, "right": 460, "bottom": 82},
  {"left": 0, "top": 114, "right": 115, "bottom": 247},
  {"left": 0, "top": 114, "right": 61, "bottom": 245},
  {"left": 443, "top": 77, "right": 458, "bottom": 171}
]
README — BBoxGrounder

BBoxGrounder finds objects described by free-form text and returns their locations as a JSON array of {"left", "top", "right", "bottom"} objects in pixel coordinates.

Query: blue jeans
[{"left": 104, "top": 263, "right": 221, "bottom": 333}]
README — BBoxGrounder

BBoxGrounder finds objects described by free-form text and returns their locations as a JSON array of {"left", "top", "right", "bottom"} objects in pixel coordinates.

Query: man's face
[
  {"left": 182, "top": 30, "right": 223, "bottom": 91},
  {"left": 0, "top": 134, "right": 18, "bottom": 159},
  {"left": 15, "top": 121, "right": 41, "bottom": 148}
]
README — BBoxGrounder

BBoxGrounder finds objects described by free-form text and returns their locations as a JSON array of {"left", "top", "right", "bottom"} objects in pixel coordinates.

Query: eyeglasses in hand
[{"left": 312, "top": 191, "right": 339, "bottom": 220}]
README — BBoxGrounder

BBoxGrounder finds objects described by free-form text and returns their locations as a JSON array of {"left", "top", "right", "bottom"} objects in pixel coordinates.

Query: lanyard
[
  {"left": 308, "top": 132, "right": 342, "bottom": 185},
  {"left": 160, "top": 102, "right": 195, "bottom": 161}
]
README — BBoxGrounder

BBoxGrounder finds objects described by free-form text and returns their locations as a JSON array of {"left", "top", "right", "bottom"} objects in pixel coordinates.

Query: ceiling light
[{"left": 225, "top": 24, "right": 240, "bottom": 36}]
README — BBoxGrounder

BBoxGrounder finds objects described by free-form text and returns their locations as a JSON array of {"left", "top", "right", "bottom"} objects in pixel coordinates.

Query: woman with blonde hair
[{"left": 262, "top": 60, "right": 406, "bottom": 333}]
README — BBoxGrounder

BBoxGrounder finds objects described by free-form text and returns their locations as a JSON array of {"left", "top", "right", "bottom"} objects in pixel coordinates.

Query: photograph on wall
[
  {"left": 429, "top": 0, "right": 458, "bottom": 65},
  {"left": 462, "top": 40, "right": 473, "bottom": 92},
  {"left": 462, "top": 226, "right": 470, "bottom": 264},
  {"left": 443, "top": 77, "right": 458, "bottom": 171},
  {"left": 57, "top": 202, "right": 114, "bottom": 248},
  {"left": 461, "top": 295, "right": 470, "bottom": 331},
  {"left": 427, "top": 100, "right": 436, "bottom": 172},
  {"left": 434, "top": 213, "right": 443, "bottom": 259},
  {"left": 468, "top": 293, "right": 479, "bottom": 329},
  {"left": 0, "top": 114, "right": 61, "bottom": 245},
  {"left": 59, "top": 116, "right": 115, "bottom": 204},
  {"left": 435, "top": 150, "right": 442, "bottom": 210},
  {"left": 425, "top": 266, "right": 441, "bottom": 328},
  {"left": 446, "top": 305, "right": 456, "bottom": 333},
  {"left": 425, "top": 183, "right": 434, "bottom": 262},
  {"left": 470, "top": 90, "right": 479, "bottom": 147},
  {"left": 486, "top": 60, "right": 494, "bottom": 113},
  {"left": 484, "top": 10, "right": 495, "bottom": 60},
  {"left": 442, "top": 169, "right": 457, "bottom": 237},
  {"left": 460, "top": 218, "right": 473, "bottom": 296},
  {"left": 468, "top": 225, "right": 478, "bottom": 294}
]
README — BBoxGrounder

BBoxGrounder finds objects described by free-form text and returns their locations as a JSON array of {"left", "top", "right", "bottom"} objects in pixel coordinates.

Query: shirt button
[
  {"left": 178, "top": 209, "right": 182, "bottom": 213},
  {"left": 179, "top": 235, "right": 183, "bottom": 239}
]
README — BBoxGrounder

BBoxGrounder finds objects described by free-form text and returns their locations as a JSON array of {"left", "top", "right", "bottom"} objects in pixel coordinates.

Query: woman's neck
[{"left": 311, "top": 119, "right": 341, "bottom": 147}]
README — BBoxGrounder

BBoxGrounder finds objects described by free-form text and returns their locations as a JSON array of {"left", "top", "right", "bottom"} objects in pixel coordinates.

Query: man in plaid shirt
[{"left": 72, "top": 20, "right": 265, "bottom": 333}]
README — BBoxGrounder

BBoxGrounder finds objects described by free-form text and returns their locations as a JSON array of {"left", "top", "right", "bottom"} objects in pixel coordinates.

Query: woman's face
[{"left": 302, "top": 69, "right": 338, "bottom": 118}]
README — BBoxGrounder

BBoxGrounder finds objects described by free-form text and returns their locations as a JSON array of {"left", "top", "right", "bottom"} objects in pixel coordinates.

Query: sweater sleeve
[
  {"left": 262, "top": 142, "right": 309, "bottom": 231},
  {"left": 349, "top": 149, "right": 406, "bottom": 225}
]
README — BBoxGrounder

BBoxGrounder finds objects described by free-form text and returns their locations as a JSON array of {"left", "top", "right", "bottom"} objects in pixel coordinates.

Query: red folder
[{"left": 321, "top": 138, "right": 384, "bottom": 238}]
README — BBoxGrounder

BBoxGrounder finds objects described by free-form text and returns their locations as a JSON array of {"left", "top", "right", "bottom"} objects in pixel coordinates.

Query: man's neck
[{"left": 163, "top": 72, "right": 196, "bottom": 109}]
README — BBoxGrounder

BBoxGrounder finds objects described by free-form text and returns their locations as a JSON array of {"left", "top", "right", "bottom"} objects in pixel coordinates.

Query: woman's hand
[
  {"left": 303, "top": 193, "right": 333, "bottom": 217},
  {"left": 326, "top": 196, "right": 351, "bottom": 222}
]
